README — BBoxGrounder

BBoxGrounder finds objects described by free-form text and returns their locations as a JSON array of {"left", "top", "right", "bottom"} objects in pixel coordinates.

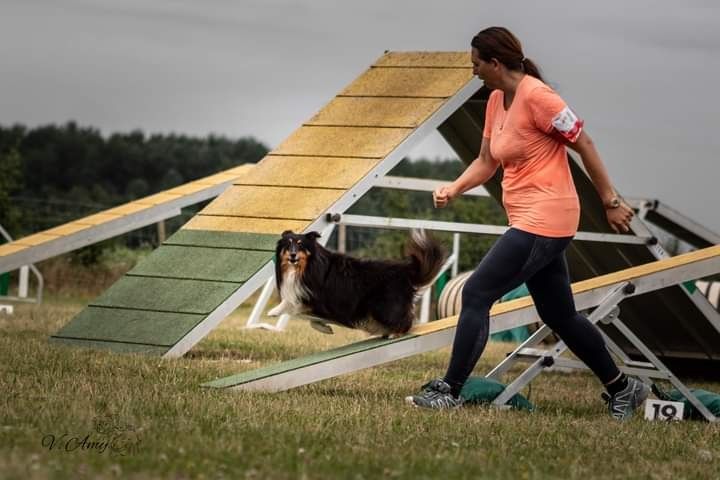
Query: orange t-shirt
[{"left": 483, "top": 75, "right": 583, "bottom": 237}]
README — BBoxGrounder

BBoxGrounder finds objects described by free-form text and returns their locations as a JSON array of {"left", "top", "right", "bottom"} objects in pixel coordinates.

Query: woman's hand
[
  {"left": 605, "top": 202, "right": 634, "bottom": 233},
  {"left": 432, "top": 185, "right": 457, "bottom": 208}
]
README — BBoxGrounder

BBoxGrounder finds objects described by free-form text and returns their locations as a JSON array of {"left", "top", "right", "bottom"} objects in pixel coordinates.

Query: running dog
[{"left": 267, "top": 229, "right": 446, "bottom": 336}]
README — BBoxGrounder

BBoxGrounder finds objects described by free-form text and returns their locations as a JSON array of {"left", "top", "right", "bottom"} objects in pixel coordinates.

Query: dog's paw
[
  {"left": 309, "top": 320, "right": 334, "bottom": 335},
  {"left": 267, "top": 305, "right": 284, "bottom": 317},
  {"left": 383, "top": 332, "right": 406, "bottom": 340}
]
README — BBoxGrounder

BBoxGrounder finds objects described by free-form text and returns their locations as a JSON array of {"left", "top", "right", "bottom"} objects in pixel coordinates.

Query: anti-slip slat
[
  {"left": 127, "top": 246, "right": 272, "bottom": 283},
  {"left": 89, "top": 276, "right": 241, "bottom": 315},
  {"left": 164, "top": 230, "right": 278, "bottom": 251},
  {"left": 53, "top": 307, "right": 205, "bottom": 346}
]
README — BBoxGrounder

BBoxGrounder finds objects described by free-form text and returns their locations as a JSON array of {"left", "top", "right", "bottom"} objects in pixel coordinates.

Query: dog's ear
[
  {"left": 305, "top": 231, "right": 321, "bottom": 241},
  {"left": 281, "top": 230, "right": 294, "bottom": 237}
]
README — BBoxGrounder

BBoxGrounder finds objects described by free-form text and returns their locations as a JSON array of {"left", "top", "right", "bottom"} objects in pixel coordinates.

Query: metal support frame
[
  {"left": 376, "top": 175, "right": 488, "bottom": 197},
  {"left": 332, "top": 214, "right": 651, "bottom": 246},
  {"left": 244, "top": 277, "right": 290, "bottom": 332},
  {"left": 627, "top": 197, "right": 720, "bottom": 246},
  {"left": 627, "top": 209, "right": 720, "bottom": 335},
  {"left": 0, "top": 224, "right": 44, "bottom": 304},
  {"left": 486, "top": 280, "right": 718, "bottom": 422},
  {"left": 0, "top": 183, "right": 230, "bottom": 275}
]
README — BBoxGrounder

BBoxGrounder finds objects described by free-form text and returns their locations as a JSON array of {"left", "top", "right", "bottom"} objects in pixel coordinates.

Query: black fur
[{"left": 274, "top": 230, "right": 446, "bottom": 335}]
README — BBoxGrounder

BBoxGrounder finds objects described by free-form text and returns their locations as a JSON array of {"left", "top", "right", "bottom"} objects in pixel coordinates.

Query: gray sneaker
[
  {"left": 602, "top": 377, "right": 651, "bottom": 420},
  {"left": 405, "top": 379, "right": 464, "bottom": 409}
]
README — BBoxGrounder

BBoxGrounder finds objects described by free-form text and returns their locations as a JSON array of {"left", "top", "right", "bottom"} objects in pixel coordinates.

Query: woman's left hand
[{"left": 605, "top": 202, "right": 634, "bottom": 233}]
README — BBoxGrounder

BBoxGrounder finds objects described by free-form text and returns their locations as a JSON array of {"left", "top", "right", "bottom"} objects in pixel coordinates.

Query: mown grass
[{"left": 1, "top": 300, "right": 719, "bottom": 480}]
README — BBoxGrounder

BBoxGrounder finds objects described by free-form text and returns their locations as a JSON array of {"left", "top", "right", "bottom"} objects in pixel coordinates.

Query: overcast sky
[{"left": 1, "top": 0, "right": 718, "bottom": 233}]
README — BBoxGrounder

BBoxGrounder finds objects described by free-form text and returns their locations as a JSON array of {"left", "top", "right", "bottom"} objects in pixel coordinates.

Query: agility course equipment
[
  {"left": 51, "top": 52, "right": 482, "bottom": 355},
  {"left": 630, "top": 198, "right": 720, "bottom": 249},
  {"left": 52, "top": 51, "right": 720, "bottom": 372},
  {"left": 0, "top": 164, "right": 256, "bottom": 276},
  {"left": 203, "top": 244, "right": 720, "bottom": 422}
]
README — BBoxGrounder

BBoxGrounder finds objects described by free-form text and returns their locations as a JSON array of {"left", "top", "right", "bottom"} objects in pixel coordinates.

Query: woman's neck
[{"left": 500, "top": 71, "right": 526, "bottom": 109}]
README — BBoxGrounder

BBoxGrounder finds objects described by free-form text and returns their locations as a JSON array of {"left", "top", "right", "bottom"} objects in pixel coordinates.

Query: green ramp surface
[{"left": 51, "top": 230, "right": 277, "bottom": 355}]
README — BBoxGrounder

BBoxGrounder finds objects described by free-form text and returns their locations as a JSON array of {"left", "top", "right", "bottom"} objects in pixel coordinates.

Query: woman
[{"left": 407, "top": 27, "right": 649, "bottom": 420}]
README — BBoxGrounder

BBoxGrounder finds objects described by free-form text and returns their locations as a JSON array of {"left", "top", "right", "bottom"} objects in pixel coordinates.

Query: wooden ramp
[
  {"left": 51, "top": 52, "right": 480, "bottom": 356},
  {"left": 0, "top": 164, "right": 256, "bottom": 275},
  {"left": 204, "top": 244, "right": 720, "bottom": 392}
]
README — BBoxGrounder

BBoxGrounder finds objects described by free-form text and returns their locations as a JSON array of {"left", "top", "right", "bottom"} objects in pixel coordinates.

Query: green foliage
[{"left": 0, "top": 146, "right": 24, "bottom": 233}]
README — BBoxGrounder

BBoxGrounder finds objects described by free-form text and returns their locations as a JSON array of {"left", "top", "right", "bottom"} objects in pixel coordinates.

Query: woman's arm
[
  {"left": 567, "top": 130, "right": 634, "bottom": 233},
  {"left": 433, "top": 137, "right": 499, "bottom": 208}
]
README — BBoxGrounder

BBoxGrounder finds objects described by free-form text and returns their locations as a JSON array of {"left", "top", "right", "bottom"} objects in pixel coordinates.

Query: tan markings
[
  {"left": 278, "top": 243, "right": 310, "bottom": 277},
  {"left": 279, "top": 250, "right": 293, "bottom": 275},
  {"left": 294, "top": 250, "right": 309, "bottom": 277}
]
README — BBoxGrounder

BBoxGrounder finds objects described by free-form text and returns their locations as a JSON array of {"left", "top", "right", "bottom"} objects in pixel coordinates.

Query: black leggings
[{"left": 443, "top": 228, "right": 620, "bottom": 394}]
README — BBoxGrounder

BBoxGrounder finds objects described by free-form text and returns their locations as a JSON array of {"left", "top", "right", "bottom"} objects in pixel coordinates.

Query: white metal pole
[
  {"left": 275, "top": 314, "right": 290, "bottom": 331},
  {"left": 419, "top": 289, "right": 431, "bottom": 324},
  {"left": 452, "top": 233, "right": 460, "bottom": 278},
  {"left": 18, "top": 266, "right": 29, "bottom": 298},
  {"left": 246, "top": 277, "right": 276, "bottom": 327},
  {"left": 338, "top": 224, "right": 346, "bottom": 254}
]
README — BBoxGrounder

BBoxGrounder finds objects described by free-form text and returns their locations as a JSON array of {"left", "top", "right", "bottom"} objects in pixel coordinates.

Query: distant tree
[
  {"left": 159, "top": 168, "right": 184, "bottom": 190},
  {"left": 126, "top": 178, "right": 150, "bottom": 199},
  {"left": 0, "top": 147, "right": 24, "bottom": 235}
]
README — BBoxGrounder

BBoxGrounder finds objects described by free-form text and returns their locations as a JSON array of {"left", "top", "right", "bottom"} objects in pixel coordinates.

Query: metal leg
[
  {"left": 598, "top": 307, "right": 654, "bottom": 385},
  {"left": 245, "top": 275, "right": 291, "bottom": 332},
  {"left": 419, "top": 290, "right": 431, "bottom": 324},
  {"left": 612, "top": 318, "right": 717, "bottom": 422},
  {"left": 246, "top": 277, "right": 275, "bottom": 328},
  {"left": 489, "top": 283, "right": 630, "bottom": 406},
  {"left": 486, "top": 323, "right": 553, "bottom": 380},
  {"left": 486, "top": 278, "right": 717, "bottom": 422}
]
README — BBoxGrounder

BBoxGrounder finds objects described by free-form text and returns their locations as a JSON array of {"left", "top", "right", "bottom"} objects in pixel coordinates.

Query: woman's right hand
[{"left": 432, "top": 185, "right": 456, "bottom": 208}]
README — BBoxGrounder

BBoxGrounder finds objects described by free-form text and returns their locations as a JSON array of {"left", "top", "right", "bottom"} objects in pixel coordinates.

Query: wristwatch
[{"left": 604, "top": 197, "right": 621, "bottom": 209}]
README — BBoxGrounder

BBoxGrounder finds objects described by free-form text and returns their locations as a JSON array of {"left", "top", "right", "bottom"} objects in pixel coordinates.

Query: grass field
[{"left": 2, "top": 298, "right": 719, "bottom": 480}]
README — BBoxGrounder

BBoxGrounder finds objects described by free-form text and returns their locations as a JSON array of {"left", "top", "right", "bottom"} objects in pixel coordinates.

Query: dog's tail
[{"left": 405, "top": 229, "right": 446, "bottom": 287}]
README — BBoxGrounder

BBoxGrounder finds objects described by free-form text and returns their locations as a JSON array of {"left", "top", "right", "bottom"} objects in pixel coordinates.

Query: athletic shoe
[
  {"left": 405, "top": 379, "right": 464, "bottom": 409},
  {"left": 601, "top": 376, "right": 650, "bottom": 420}
]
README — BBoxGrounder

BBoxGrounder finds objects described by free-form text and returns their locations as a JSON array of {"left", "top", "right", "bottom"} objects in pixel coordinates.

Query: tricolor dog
[{"left": 268, "top": 230, "right": 446, "bottom": 336}]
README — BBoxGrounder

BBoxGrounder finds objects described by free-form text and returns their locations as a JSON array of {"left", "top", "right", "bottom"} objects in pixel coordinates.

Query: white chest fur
[{"left": 278, "top": 268, "right": 309, "bottom": 314}]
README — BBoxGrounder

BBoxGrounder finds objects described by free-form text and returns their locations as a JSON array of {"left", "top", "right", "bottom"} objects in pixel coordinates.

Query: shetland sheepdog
[{"left": 267, "top": 229, "right": 446, "bottom": 336}]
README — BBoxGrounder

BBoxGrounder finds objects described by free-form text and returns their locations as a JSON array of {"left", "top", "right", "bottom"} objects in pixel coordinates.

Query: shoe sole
[{"left": 404, "top": 395, "right": 464, "bottom": 409}]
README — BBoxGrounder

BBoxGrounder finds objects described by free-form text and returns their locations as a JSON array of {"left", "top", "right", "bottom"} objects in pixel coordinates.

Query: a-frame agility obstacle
[{"left": 51, "top": 52, "right": 720, "bottom": 384}]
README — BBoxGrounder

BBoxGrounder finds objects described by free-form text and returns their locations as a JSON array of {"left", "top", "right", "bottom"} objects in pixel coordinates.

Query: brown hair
[{"left": 471, "top": 27, "right": 544, "bottom": 82}]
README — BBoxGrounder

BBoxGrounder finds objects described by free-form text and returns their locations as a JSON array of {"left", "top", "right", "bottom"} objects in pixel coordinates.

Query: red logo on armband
[{"left": 551, "top": 107, "right": 584, "bottom": 142}]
